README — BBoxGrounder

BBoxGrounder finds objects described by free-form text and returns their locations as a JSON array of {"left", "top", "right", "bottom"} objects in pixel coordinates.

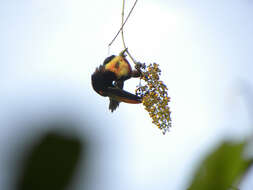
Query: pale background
[{"left": 1, "top": 0, "right": 253, "bottom": 189}]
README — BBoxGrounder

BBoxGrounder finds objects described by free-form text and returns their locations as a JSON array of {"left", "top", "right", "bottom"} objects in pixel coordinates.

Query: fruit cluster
[{"left": 135, "top": 62, "right": 171, "bottom": 134}]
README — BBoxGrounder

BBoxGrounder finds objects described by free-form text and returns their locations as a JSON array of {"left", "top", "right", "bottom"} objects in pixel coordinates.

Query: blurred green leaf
[
  {"left": 188, "top": 141, "right": 253, "bottom": 190},
  {"left": 17, "top": 131, "right": 83, "bottom": 190}
]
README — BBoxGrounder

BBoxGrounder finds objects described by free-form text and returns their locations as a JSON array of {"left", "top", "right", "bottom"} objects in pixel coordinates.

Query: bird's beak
[{"left": 119, "top": 48, "right": 128, "bottom": 57}]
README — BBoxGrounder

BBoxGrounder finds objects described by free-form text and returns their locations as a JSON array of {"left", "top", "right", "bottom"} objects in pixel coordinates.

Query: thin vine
[{"left": 108, "top": 0, "right": 138, "bottom": 65}]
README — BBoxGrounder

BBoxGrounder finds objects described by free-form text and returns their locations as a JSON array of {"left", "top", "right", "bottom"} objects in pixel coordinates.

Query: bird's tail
[{"left": 109, "top": 98, "right": 120, "bottom": 112}]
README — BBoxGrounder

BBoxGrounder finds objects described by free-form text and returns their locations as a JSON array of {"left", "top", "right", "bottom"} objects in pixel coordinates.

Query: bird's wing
[
  {"left": 107, "top": 87, "right": 142, "bottom": 104},
  {"left": 103, "top": 55, "right": 116, "bottom": 65},
  {"left": 114, "top": 80, "right": 124, "bottom": 89}
]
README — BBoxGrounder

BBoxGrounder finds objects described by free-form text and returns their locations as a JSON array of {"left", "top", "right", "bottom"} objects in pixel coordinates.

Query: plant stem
[
  {"left": 121, "top": 0, "right": 137, "bottom": 64},
  {"left": 108, "top": 0, "right": 139, "bottom": 65}
]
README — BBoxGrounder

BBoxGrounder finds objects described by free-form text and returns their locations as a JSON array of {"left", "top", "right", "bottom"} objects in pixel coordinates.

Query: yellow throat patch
[{"left": 105, "top": 56, "right": 131, "bottom": 79}]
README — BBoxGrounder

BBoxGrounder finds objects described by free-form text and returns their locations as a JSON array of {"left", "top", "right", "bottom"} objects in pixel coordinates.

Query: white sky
[{"left": 1, "top": 0, "right": 253, "bottom": 189}]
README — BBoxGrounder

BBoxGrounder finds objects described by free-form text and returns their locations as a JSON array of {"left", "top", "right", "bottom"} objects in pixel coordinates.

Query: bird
[{"left": 91, "top": 51, "right": 142, "bottom": 112}]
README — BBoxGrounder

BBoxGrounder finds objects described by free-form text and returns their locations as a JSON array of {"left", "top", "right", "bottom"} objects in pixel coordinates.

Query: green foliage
[
  {"left": 16, "top": 128, "right": 84, "bottom": 190},
  {"left": 188, "top": 140, "right": 253, "bottom": 190}
]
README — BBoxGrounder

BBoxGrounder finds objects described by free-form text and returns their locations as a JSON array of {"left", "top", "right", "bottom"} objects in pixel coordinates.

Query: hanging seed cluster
[{"left": 135, "top": 63, "right": 171, "bottom": 134}]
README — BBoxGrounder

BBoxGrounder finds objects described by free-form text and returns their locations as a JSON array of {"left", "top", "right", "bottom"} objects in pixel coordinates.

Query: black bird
[{"left": 91, "top": 52, "right": 142, "bottom": 112}]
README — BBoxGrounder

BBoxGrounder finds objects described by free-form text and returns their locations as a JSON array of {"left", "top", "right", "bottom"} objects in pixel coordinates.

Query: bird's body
[{"left": 91, "top": 53, "right": 142, "bottom": 112}]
